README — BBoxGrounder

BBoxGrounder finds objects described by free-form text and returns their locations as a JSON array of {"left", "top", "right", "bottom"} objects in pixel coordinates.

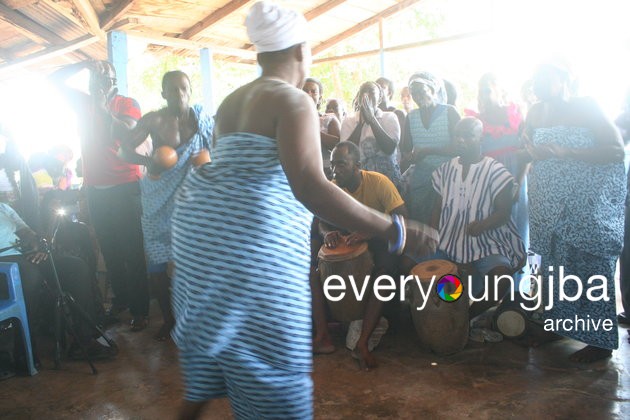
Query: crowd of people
[{"left": 0, "top": 1, "right": 628, "bottom": 418}]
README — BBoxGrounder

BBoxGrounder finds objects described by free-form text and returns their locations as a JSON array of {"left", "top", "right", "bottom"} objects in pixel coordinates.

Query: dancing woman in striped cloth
[
  {"left": 119, "top": 70, "right": 213, "bottom": 339},
  {"left": 169, "top": 2, "right": 438, "bottom": 419}
]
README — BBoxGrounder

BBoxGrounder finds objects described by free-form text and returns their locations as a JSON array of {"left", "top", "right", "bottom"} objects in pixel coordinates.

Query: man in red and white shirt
[{"left": 51, "top": 60, "right": 149, "bottom": 331}]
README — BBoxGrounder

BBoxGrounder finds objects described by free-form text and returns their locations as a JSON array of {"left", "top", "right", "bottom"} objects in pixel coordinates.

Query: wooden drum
[
  {"left": 410, "top": 259, "right": 469, "bottom": 355},
  {"left": 318, "top": 240, "right": 373, "bottom": 324}
]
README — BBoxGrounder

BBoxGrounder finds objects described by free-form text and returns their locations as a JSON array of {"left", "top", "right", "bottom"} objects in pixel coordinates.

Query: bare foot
[
  {"left": 569, "top": 345, "right": 612, "bottom": 363},
  {"left": 353, "top": 344, "right": 378, "bottom": 371},
  {"left": 153, "top": 322, "right": 173, "bottom": 341},
  {"left": 313, "top": 337, "right": 335, "bottom": 354}
]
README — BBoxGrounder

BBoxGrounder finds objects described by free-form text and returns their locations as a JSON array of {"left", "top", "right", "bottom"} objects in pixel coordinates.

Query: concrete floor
[{"left": 1, "top": 304, "right": 629, "bottom": 420}]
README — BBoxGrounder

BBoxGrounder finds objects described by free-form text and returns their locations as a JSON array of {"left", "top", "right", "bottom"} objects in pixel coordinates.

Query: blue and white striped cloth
[
  {"left": 432, "top": 156, "right": 525, "bottom": 270},
  {"left": 171, "top": 132, "right": 313, "bottom": 375},
  {"left": 139, "top": 104, "right": 213, "bottom": 265}
]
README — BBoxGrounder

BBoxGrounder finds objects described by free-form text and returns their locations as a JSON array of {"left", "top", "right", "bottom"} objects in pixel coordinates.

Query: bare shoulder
[
  {"left": 216, "top": 79, "right": 314, "bottom": 137},
  {"left": 135, "top": 109, "right": 163, "bottom": 125}
]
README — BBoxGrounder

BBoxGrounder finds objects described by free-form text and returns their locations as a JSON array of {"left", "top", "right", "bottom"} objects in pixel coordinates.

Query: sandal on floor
[{"left": 130, "top": 317, "right": 149, "bottom": 332}]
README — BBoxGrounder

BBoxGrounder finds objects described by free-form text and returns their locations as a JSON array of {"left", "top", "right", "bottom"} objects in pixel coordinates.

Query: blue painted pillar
[
  {"left": 107, "top": 31, "right": 128, "bottom": 96},
  {"left": 379, "top": 18, "right": 385, "bottom": 77},
  {"left": 200, "top": 48, "right": 214, "bottom": 115}
]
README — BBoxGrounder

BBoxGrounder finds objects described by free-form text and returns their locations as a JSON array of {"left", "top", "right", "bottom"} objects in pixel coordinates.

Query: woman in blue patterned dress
[
  {"left": 400, "top": 71, "right": 460, "bottom": 225},
  {"left": 522, "top": 61, "right": 625, "bottom": 363}
]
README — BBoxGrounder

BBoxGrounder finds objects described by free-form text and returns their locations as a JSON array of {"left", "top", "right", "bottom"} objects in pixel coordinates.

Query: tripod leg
[
  {"left": 60, "top": 295, "right": 98, "bottom": 375},
  {"left": 54, "top": 297, "right": 62, "bottom": 370},
  {"left": 65, "top": 293, "right": 118, "bottom": 353}
]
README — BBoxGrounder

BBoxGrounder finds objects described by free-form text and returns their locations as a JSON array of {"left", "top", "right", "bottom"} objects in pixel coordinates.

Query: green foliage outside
[
  {"left": 128, "top": 53, "right": 256, "bottom": 116},
  {"left": 125, "top": 0, "right": 489, "bottom": 117}
]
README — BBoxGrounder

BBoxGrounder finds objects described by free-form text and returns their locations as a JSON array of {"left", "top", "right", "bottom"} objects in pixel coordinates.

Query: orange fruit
[
  {"left": 191, "top": 149, "right": 211, "bottom": 166},
  {"left": 153, "top": 146, "right": 178, "bottom": 170}
]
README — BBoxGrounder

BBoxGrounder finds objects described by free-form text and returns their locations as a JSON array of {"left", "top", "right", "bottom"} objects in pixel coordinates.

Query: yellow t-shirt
[{"left": 334, "top": 170, "right": 404, "bottom": 214}]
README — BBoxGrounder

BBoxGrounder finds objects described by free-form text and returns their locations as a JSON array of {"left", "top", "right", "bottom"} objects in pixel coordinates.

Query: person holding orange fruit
[{"left": 120, "top": 70, "right": 213, "bottom": 340}]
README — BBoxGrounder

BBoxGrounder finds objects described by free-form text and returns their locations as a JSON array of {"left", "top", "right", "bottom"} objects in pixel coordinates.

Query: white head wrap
[
  {"left": 245, "top": 1, "right": 308, "bottom": 53},
  {"left": 408, "top": 71, "right": 448, "bottom": 104}
]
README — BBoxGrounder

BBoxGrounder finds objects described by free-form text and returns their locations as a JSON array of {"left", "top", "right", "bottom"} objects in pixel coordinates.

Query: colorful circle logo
[{"left": 436, "top": 274, "right": 463, "bottom": 302}]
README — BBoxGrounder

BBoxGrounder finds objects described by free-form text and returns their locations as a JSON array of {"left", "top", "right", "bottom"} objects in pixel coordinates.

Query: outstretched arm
[
  {"left": 277, "top": 89, "right": 437, "bottom": 256},
  {"left": 49, "top": 61, "right": 91, "bottom": 86},
  {"left": 48, "top": 61, "right": 92, "bottom": 110}
]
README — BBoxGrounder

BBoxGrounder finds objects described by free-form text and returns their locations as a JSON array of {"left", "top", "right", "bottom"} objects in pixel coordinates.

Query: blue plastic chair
[{"left": 0, "top": 262, "right": 38, "bottom": 376}]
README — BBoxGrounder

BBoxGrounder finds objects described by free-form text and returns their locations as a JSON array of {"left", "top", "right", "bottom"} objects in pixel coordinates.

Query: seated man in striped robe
[{"left": 430, "top": 117, "right": 526, "bottom": 319}]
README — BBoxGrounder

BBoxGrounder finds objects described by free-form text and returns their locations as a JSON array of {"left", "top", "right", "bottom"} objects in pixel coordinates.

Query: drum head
[
  {"left": 318, "top": 240, "right": 369, "bottom": 262},
  {"left": 495, "top": 308, "right": 527, "bottom": 338},
  {"left": 411, "top": 259, "right": 458, "bottom": 282}
]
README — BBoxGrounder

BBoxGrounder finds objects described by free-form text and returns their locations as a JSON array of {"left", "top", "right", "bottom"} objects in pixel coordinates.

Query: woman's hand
[
  {"left": 412, "top": 147, "right": 428, "bottom": 163},
  {"left": 525, "top": 142, "right": 568, "bottom": 160},
  {"left": 360, "top": 93, "right": 376, "bottom": 124},
  {"left": 466, "top": 220, "right": 488, "bottom": 237},
  {"left": 27, "top": 251, "right": 48, "bottom": 265},
  {"left": 323, "top": 231, "right": 343, "bottom": 249}
]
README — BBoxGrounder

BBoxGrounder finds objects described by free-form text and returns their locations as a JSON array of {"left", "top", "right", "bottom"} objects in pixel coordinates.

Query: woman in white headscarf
[
  {"left": 400, "top": 71, "right": 460, "bottom": 226},
  {"left": 170, "top": 2, "right": 437, "bottom": 418}
]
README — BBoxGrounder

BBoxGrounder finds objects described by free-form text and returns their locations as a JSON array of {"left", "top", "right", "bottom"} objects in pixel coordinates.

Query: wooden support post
[
  {"left": 379, "top": 18, "right": 385, "bottom": 77},
  {"left": 107, "top": 31, "right": 128, "bottom": 96},
  {"left": 200, "top": 47, "right": 214, "bottom": 115}
]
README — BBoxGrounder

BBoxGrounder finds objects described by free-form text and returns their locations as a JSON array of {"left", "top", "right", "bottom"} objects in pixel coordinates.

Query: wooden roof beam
[
  {"left": 312, "top": 0, "right": 422, "bottom": 56},
  {"left": 108, "top": 17, "right": 139, "bottom": 32},
  {"left": 313, "top": 30, "right": 488, "bottom": 64},
  {"left": 5, "top": 41, "right": 43, "bottom": 58},
  {"left": 101, "top": 0, "right": 136, "bottom": 31},
  {"left": 0, "top": 2, "right": 66, "bottom": 44},
  {"left": 3, "top": 0, "right": 38, "bottom": 8},
  {"left": 0, "top": 34, "right": 98, "bottom": 76},
  {"left": 68, "top": 0, "right": 105, "bottom": 37},
  {"left": 181, "top": 0, "right": 254, "bottom": 40},
  {"left": 125, "top": 31, "right": 257, "bottom": 60},
  {"left": 42, "top": 0, "right": 84, "bottom": 28},
  {"left": 304, "top": 0, "right": 348, "bottom": 20},
  {"left": 0, "top": 47, "right": 16, "bottom": 61}
]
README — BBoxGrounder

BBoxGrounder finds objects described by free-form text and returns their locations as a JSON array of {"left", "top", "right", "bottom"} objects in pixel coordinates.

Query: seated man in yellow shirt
[{"left": 314, "top": 141, "right": 407, "bottom": 370}]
